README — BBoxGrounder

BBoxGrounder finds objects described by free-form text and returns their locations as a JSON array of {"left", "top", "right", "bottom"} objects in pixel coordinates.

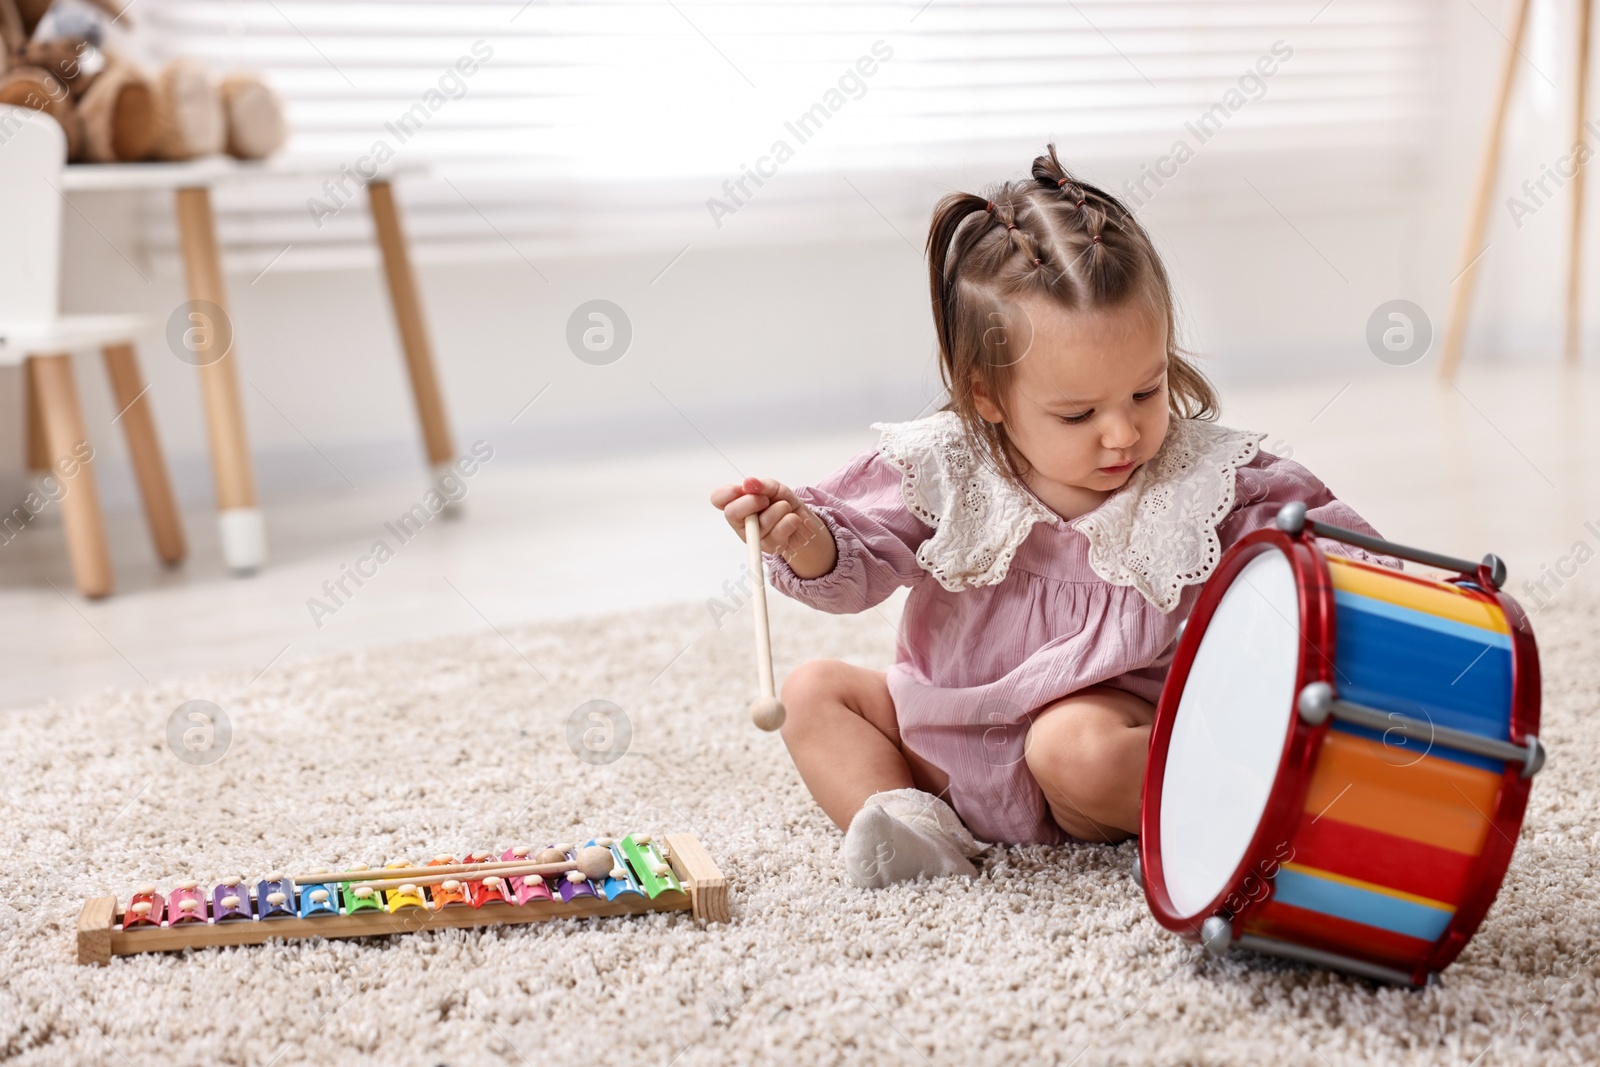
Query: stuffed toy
[
  {"left": 150, "top": 59, "right": 289, "bottom": 162},
  {"left": 20, "top": 33, "right": 87, "bottom": 89},
  {"left": 0, "top": 62, "right": 82, "bottom": 157},
  {"left": 220, "top": 72, "right": 287, "bottom": 160},
  {"left": 15, "top": 0, "right": 64, "bottom": 30},
  {"left": 1, "top": 0, "right": 152, "bottom": 160},
  {"left": 1, "top": 0, "right": 286, "bottom": 163},
  {"left": 76, "top": 57, "right": 152, "bottom": 161},
  {"left": 148, "top": 57, "right": 222, "bottom": 159}
]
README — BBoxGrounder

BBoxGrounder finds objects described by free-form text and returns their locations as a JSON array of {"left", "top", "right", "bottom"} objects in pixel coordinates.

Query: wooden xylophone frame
[{"left": 76, "top": 834, "right": 728, "bottom": 965}]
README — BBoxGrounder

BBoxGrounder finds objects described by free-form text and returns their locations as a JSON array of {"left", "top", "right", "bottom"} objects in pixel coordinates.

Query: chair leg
[
  {"left": 28, "top": 353, "right": 113, "bottom": 598},
  {"left": 103, "top": 342, "right": 187, "bottom": 566},
  {"left": 25, "top": 358, "right": 49, "bottom": 472}
]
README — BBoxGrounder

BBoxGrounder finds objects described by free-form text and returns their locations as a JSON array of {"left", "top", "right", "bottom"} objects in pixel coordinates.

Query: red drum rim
[
  {"left": 1139, "top": 527, "right": 1330, "bottom": 938},
  {"left": 1139, "top": 526, "right": 1544, "bottom": 982}
]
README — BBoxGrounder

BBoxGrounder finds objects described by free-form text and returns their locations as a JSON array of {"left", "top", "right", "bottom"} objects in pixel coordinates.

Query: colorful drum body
[{"left": 1139, "top": 512, "right": 1543, "bottom": 987}]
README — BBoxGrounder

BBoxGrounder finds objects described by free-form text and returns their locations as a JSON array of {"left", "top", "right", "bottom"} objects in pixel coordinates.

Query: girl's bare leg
[
  {"left": 783, "top": 659, "right": 978, "bottom": 886},
  {"left": 1024, "top": 685, "right": 1155, "bottom": 844},
  {"left": 779, "top": 659, "right": 949, "bottom": 831}
]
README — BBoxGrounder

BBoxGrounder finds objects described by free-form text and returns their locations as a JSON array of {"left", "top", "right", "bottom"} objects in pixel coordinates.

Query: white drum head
[{"left": 1158, "top": 548, "right": 1301, "bottom": 918}]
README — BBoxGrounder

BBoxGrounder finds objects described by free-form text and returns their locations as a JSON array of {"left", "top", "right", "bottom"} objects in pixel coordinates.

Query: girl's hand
[{"left": 709, "top": 476, "right": 837, "bottom": 580}]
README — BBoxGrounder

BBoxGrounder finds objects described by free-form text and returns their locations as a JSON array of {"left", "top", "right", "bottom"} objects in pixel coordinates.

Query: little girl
[{"left": 710, "top": 145, "right": 1392, "bottom": 887}]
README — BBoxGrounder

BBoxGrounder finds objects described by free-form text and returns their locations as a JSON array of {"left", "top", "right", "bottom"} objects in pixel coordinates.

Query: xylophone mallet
[
  {"left": 290, "top": 845, "right": 615, "bottom": 887},
  {"left": 744, "top": 513, "right": 786, "bottom": 732},
  {"left": 358, "top": 865, "right": 574, "bottom": 894},
  {"left": 340, "top": 847, "right": 619, "bottom": 893}
]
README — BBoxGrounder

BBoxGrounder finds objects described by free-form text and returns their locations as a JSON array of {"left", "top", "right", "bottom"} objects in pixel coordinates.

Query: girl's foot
[{"left": 842, "top": 789, "right": 983, "bottom": 887}]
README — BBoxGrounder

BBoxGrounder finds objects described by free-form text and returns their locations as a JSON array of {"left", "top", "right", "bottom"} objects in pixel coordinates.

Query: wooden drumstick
[{"left": 745, "top": 513, "right": 786, "bottom": 731}]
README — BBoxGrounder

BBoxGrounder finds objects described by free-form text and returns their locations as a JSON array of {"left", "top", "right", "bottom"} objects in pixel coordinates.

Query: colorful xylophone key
[
  {"left": 553, "top": 844, "right": 599, "bottom": 903},
  {"left": 618, "top": 835, "right": 685, "bottom": 901},
  {"left": 298, "top": 873, "right": 339, "bottom": 919},
  {"left": 255, "top": 872, "right": 296, "bottom": 920},
  {"left": 502, "top": 846, "right": 554, "bottom": 905},
  {"left": 124, "top": 886, "right": 163, "bottom": 928},
  {"left": 460, "top": 851, "right": 515, "bottom": 908},
  {"left": 589, "top": 838, "right": 645, "bottom": 902},
  {"left": 169, "top": 881, "right": 208, "bottom": 924},
  {"left": 427, "top": 855, "right": 470, "bottom": 908},
  {"left": 382, "top": 861, "right": 429, "bottom": 913},
  {"left": 212, "top": 876, "right": 252, "bottom": 923},
  {"left": 341, "top": 866, "right": 383, "bottom": 915}
]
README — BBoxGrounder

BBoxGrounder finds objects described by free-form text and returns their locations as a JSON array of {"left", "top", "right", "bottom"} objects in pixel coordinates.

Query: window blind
[{"left": 131, "top": 0, "right": 1442, "bottom": 269}]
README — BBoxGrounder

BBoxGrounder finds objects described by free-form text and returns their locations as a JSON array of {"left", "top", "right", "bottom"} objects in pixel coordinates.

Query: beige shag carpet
[{"left": 3, "top": 592, "right": 1599, "bottom": 1067}]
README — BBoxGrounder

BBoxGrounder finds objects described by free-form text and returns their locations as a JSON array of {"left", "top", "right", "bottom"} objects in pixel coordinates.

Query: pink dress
[{"left": 766, "top": 413, "right": 1393, "bottom": 846}]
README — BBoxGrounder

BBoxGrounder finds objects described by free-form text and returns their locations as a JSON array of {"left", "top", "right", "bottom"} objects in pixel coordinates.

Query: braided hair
[{"left": 927, "top": 143, "right": 1217, "bottom": 486}]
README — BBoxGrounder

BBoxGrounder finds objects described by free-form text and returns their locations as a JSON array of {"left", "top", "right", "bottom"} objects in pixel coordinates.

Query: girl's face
[{"left": 972, "top": 297, "right": 1170, "bottom": 519}]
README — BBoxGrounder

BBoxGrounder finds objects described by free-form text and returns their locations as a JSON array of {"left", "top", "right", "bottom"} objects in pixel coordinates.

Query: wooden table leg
[
  {"left": 1568, "top": 0, "right": 1594, "bottom": 364},
  {"left": 173, "top": 185, "right": 265, "bottom": 573},
  {"left": 103, "top": 342, "right": 186, "bottom": 566},
  {"left": 367, "top": 180, "right": 457, "bottom": 496},
  {"left": 28, "top": 353, "right": 113, "bottom": 598}
]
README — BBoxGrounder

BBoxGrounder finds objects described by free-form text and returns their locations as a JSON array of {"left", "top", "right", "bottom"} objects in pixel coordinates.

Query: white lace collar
[
  {"left": 874, "top": 411, "right": 1058, "bottom": 593},
  {"left": 872, "top": 412, "right": 1264, "bottom": 611}
]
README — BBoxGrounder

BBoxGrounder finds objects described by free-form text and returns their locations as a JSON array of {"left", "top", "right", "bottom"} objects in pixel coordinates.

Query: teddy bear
[
  {"left": 0, "top": 0, "right": 286, "bottom": 163},
  {"left": 0, "top": 0, "right": 153, "bottom": 161}
]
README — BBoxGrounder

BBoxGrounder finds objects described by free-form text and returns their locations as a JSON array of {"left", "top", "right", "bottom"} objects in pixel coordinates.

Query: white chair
[{"left": 0, "top": 104, "right": 184, "bottom": 597}]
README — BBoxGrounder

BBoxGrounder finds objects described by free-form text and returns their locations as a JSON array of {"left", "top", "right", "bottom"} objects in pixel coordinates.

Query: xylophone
[{"left": 76, "top": 833, "right": 727, "bottom": 965}]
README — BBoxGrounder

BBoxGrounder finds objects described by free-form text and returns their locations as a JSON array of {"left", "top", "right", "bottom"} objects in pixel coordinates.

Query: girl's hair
[{"left": 928, "top": 144, "right": 1218, "bottom": 483}]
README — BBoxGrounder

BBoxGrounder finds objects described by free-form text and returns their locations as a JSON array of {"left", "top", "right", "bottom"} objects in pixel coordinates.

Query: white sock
[{"left": 842, "top": 789, "right": 983, "bottom": 888}]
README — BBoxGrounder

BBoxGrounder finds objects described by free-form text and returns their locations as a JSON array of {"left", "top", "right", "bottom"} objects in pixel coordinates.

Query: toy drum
[{"left": 1138, "top": 502, "right": 1544, "bottom": 987}]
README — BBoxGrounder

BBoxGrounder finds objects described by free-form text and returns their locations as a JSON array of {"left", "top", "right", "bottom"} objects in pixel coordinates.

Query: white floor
[{"left": 3, "top": 362, "right": 1597, "bottom": 710}]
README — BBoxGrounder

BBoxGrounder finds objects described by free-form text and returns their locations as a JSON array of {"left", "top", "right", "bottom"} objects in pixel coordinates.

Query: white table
[{"left": 59, "top": 157, "right": 456, "bottom": 573}]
